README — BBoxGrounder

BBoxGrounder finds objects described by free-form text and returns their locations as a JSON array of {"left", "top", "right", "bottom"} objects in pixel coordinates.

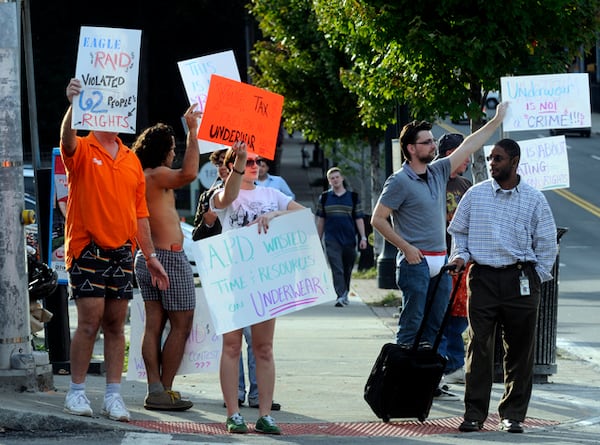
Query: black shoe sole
[
  {"left": 249, "top": 402, "right": 281, "bottom": 411},
  {"left": 458, "top": 420, "right": 483, "bottom": 432}
]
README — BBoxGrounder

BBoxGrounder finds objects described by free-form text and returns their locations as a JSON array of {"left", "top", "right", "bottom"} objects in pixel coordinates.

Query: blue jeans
[
  {"left": 395, "top": 258, "right": 451, "bottom": 346},
  {"left": 325, "top": 239, "right": 356, "bottom": 299},
  {"left": 238, "top": 326, "right": 258, "bottom": 403},
  {"left": 439, "top": 315, "right": 469, "bottom": 373}
]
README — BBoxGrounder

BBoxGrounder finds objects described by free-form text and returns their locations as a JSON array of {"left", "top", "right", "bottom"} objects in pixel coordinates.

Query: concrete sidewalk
[
  {"left": 2, "top": 281, "right": 600, "bottom": 441},
  {"left": 2, "top": 117, "right": 600, "bottom": 442}
]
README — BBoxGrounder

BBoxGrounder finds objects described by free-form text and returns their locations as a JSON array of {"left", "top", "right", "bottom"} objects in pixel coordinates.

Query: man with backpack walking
[{"left": 316, "top": 167, "right": 368, "bottom": 307}]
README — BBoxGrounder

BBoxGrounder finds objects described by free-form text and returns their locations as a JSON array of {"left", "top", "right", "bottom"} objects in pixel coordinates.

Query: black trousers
[{"left": 464, "top": 262, "right": 541, "bottom": 423}]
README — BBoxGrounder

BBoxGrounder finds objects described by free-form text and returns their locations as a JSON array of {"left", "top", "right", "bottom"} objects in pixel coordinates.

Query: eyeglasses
[
  {"left": 414, "top": 139, "right": 437, "bottom": 146},
  {"left": 486, "top": 155, "right": 507, "bottom": 163},
  {"left": 246, "top": 159, "right": 264, "bottom": 167}
]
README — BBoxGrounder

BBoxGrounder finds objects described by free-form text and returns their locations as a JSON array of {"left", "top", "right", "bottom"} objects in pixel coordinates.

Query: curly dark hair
[
  {"left": 132, "top": 123, "right": 176, "bottom": 169},
  {"left": 399, "top": 120, "right": 433, "bottom": 161}
]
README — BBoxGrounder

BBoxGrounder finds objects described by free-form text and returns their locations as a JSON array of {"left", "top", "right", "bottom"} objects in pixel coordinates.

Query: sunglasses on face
[{"left": 246, "top": 159, "right": 264, "bottom": 167}]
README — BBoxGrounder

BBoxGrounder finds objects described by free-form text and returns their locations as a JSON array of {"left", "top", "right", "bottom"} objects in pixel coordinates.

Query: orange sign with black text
[{"left": 198, "top": 75, "right": 284, "bottom": 160}]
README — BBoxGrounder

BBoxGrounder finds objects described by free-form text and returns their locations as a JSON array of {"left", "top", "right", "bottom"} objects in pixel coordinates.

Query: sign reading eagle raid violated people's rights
[
  {"left": 192, "top": 209, "right": 337, "bottom": 335},
  {"left": 72, "top": 26, "right": 141, "bottom": 134}
]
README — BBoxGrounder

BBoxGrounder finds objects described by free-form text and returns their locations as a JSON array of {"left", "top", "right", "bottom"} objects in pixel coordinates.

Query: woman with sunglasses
[{"left": 211, "top": 141, "right": 304, "bottom": 435}]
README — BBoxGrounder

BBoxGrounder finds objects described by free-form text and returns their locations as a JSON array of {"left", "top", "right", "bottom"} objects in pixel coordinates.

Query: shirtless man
[{"left": 132, "top": 104, "right": 202, "bottom": 410}]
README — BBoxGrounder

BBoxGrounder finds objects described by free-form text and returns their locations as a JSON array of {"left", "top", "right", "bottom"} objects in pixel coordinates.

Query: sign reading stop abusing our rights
[
  {"left": 192, "top": 209, "right": 336, "bottom": 335},
  {"left": 198, "top": 75, "right": 284, "bottom": 160},
  {"left": 484, "top": 135, "right": 569, "bottom": 191},
  {"left": 72, "top": 26, "right": 141, "bottom": 134},
  {"left": 501, "top": 73, "right": 591, "bottom": 132},
  {"left": 126, "top": 289, "right": 222, "bottom": 381}
]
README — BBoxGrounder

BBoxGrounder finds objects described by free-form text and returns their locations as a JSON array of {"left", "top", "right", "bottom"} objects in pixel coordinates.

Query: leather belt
[{"left": 474, "top": 261, "right": 533, "bottom": 270}]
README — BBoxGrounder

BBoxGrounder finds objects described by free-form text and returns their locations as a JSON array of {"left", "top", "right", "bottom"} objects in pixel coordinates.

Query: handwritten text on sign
[
  {"left": 178, "top": 50, "right": 240, "bottom": 113},
  {"left": 484, "top": 135, "right": 569, "bottom": 191},
  {"left": 73, "top": 26, "right": 141, "bottom": 134},
  {"left": 178, "top": 50, "right": 241, "bottom": 154},
  {"left": 501, "top": 73, "right": 591, "bottom": 132},
  {"left": 192, "top": 209, "right": 336, "bottom": 335},
  {"left": 197, "top": 75, "right": 284, "bottom": 160},
  {"left": 126, "top": 290, "right": 222, "bottom": 381}
]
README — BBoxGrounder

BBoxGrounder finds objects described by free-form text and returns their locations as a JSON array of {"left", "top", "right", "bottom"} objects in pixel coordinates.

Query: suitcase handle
[{"left": 412, "top": 263, "right": 462, "bottom": 352}]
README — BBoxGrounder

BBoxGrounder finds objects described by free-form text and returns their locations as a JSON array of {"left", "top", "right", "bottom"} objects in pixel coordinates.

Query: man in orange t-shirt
[{"left": 60, "top": 78, "right": 169, "bottom": 423}]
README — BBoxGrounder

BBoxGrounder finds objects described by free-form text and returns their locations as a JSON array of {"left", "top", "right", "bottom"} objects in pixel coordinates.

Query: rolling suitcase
[{"left": 364, "top": 264, "right": 463, "bottom": 422}]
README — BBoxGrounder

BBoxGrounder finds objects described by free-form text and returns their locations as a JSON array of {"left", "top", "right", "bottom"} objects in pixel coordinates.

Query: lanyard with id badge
[{"left": 519, "top": 271, "right": 530, "bottom": 296}]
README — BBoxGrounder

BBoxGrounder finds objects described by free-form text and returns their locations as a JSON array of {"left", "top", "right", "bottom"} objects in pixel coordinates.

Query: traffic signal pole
[{"left": 0, "top": 0, "right": 52, "bottom": 391}]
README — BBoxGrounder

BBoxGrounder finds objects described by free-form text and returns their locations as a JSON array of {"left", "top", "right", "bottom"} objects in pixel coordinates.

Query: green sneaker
[
  {"left": 255, "top": 415, "right": 282, "bottom": 435},
  {"left": 226, "top": 412, "right": 248, "bottom": 434}
]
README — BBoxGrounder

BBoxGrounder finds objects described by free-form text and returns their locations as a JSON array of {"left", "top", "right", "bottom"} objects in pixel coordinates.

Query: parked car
[
  {"left": 484, "top": 90, "right": 500, "bottom": 109},
  {"left": 450, "top": 90, "right": 499, "bottom": 124},
  {"left": 549, "top": 127, "right": 591, "bottom": 138},
  {"left": 24, "top": 165, "right": 35, "bottom": 195}
]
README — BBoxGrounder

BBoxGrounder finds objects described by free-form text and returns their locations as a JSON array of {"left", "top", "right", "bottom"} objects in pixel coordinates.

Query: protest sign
[
  {"left": 126, "top": 289, "right": 222, "bottom": 381},
  {"left": 483, "top": 135, "right": 569, "bottom": 190},
  {"left": 192, "top": 208, "right": 336, "bottom": 335},
  {"left": 72, "top": 26, "right": 142, "bottom": 134},
  {"left": 501, "top": 73, "right": 591, "bottom": 132},
  {"left": 48, "top": 148, "right": 68, "bottom": 284},
  {"left": 197, "top": 75, "right": 284, "bottom": 160},
  {"left": 178, "top": 50, "right": 241, "bottom": 154}
]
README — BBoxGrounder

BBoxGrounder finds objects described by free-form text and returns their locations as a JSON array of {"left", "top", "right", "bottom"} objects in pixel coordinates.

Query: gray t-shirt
[{"left": 377, "top": 158, "right": 451, "bottom": 253}]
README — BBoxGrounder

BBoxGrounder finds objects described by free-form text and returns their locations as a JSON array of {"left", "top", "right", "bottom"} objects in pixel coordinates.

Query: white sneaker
[
  {"left": 64, "top": 390, "right": 93, "bottom": 417},
  {"left": 101, "top": 393, "right": 131, "bottom": 422},
  {"left": 445, "top": 368, "right": 466, "bottom": 384},
  {"left": 341, "top": 295, "right": 350, "bottom": 305}
]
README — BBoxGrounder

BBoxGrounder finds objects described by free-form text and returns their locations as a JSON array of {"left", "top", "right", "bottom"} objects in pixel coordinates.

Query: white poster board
[
  {"left": 192, "top": 208, "right": 336, "bottom": 335},
  {"left": 126, "top": 289, "right": 222, "bottom": 381},
  {"left": 72, "top": 26, "right": 142, "bottom": 134},
  {"left": 178, "top": 50, "right": 240, "bottom": 153},
  {"left": 501, "top": 73, "right": 591, "bottom": 132},
  {"left": 483, "top": 135, "right": 569, "bottom": 190}
]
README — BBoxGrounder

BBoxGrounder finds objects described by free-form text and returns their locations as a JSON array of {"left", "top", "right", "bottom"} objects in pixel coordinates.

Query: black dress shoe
[
  {"left": 458, "top": 419, "right": 483, "bottom": 432},
  {"left": 500, "top": 418, "right": 524, "bottom": 433},
  {"left": 222, "top": 399, "right": 245, "bottom": 408},
  {"left": 249, "top": 400, "right": 281, "bottom": 411}
]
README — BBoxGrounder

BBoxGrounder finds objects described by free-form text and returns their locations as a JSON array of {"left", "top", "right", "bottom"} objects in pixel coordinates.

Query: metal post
[{"left": 0, "top": 0, "right": 52, "bottom": 391}]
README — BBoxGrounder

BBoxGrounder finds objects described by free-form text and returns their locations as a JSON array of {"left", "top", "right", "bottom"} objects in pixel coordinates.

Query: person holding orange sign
[{"left": 211, "top": 142, "right": 304, "bottom": 435}]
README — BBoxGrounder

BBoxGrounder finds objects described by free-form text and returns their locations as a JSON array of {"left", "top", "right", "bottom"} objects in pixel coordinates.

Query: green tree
[
  {"left": 313, "top": 0, "right": 600, "bottom": 180},
  {"left": 248, "top": 0, "right": 386, "bottom": 209}
]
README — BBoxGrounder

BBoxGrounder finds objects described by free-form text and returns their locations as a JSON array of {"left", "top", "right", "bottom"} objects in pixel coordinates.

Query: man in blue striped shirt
[{"left": 448, "top": 138, "right": 557, "bottom": 434}]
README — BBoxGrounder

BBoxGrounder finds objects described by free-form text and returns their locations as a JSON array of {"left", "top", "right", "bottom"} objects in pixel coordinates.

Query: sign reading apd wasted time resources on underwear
[{"left": 191, "top": 208, "right": 336, "bottom": 335}]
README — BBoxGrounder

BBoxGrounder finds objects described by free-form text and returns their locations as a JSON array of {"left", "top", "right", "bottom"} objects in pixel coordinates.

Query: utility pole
[{"left": 0, "top": 0, "right": 52, "bottom": 391}]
